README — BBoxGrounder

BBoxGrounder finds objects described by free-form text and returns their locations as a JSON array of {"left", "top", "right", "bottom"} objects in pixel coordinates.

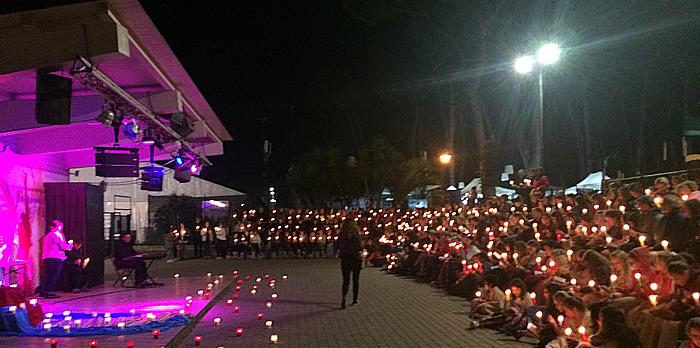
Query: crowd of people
[{"left": 160, "top": 173, "right": 700, "bottom": 347}]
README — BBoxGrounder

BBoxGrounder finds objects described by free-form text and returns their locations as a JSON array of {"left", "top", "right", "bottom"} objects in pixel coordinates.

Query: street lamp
[
  {"left": 439, "top": 153, "right": 452, "bottom": 165},
  {"left": 514, "top": 42, "right": 561, "bottom": 170}
]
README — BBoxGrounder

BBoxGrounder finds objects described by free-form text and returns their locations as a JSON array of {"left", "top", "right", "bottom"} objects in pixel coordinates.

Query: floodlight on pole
[
  {"left": 536, "top": 43, "right": 561, "bottom": 65},
  {"left": 514, "top": 55, "right": 535, "bottom": 74},
  {"left": 439, "top": 153, "right": 452, "bottom": 165}
]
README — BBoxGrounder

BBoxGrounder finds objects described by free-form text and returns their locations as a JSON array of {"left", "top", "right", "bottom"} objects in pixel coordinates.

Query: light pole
[{"left": 514, "top": 43, "right": 561, "bottom": 170}]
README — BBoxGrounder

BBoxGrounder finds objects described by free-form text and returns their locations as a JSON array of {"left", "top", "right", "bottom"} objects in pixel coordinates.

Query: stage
[{"left": 0, "top": 260, "right": 237, "bottom": 347}]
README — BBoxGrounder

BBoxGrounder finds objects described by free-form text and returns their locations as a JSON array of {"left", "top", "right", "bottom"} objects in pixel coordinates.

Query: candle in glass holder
[
  {"left": 152, "top": 329, "right": 160, "bottom": 339},
  {"left": 89, "top": 341, "right": 98, "bottom": 348},
  {"left": 257, "top": 312, "right": 264, "bottom": 320},
  {"left": 557, "top": 315, "right": 564, "bottom": 326},
  {"left": 194, "top": 336, "right": 202, "bottom": 346},
  {"left": 266, "top": 320, "right": 273, "bottom": 328},
  {"left": 8, "top": 306, "right": 16, "bottom": 314},
  {"left": 43, "top": 323, "right": 52, "bottom": 331},
  {"left": 74, "top": 319, "right": 82, "bottom": 328},
  {"left": 570, "top": 278, "right": 577, "bottom": 286},
  {"left": 270, "top": 334, "right": 279, "bottom": 344},
  {"left": 117, "top": 322, "right": 125, "bottom": 330},
  {"left": 214, "top": 317, "right": 221, "bottom": 326},
  {"left": 271, "top": 293, "right": 278, "bottom": 300},
  {"left": 661, "top": 240, "right": 669, "bottom": 250},
  {"left": 530, "top": 292, "right": 537, "bottom": 305},
  {"left": 233, "top": 294, "right": 239, "bottom": 300},
  {"left": 266, "top": 301, "right": 273, "bottom": 309},
  {"left": 475, "top": 290, "right": 482, "bottom": 298},
  {"left": 638, "top": 235, "right": 646, "bottom": 247},
  {"left": 564, "top": 327, "right": 573, "bottom": 336},
  {"left": 236, "top": 328, "right": 244, "bottom": 336},
  {"left": 588, "top": 280, "right": 596, "bottom": 288},
  {"left": 649, "top": 294, "right": 658, "bottom": 306},
  {"left": 505, "top": 289, "right": 511, "bottom": 301},
  {"left": 63, "top": 325, "right": 70, "bottom": 333}
]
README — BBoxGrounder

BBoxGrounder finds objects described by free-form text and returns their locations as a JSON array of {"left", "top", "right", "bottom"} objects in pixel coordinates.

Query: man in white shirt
[{"left": 40, "top": 220, "right": 73, "bottom": 299}]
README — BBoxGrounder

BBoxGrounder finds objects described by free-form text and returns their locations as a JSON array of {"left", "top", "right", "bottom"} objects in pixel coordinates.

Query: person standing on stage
[
  {"left": 337, "top": 220, "right": 363, "bottom": 309},
  {"left": 40, "top": 220, "right": 73, "bottom": 299}
]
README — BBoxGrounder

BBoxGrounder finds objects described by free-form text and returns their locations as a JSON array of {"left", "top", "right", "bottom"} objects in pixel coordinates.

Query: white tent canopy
[
  {"left": 565, "top": 171, "right": 609, "bottom": 194},
  {"left": 460, "top": 177, "right": 516, "bottom": 198}
]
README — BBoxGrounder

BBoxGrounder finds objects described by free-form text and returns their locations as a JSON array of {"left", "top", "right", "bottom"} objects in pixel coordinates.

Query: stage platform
[{"left": 0, "top": 260, "right": 235, "bottom": 347}]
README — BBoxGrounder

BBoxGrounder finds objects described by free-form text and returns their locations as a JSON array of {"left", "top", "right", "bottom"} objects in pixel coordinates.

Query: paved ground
[
  {"left": 1, "top": 258, "right": 534, "bottom": 347},
  {"left": 171, "top": 258, "right": 533, "bottom": 348}
]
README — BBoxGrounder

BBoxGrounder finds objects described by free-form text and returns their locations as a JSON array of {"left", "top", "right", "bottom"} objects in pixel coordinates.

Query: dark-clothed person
[
  {"left": 337, "top": 220, "right": 363, "bottom": 309},
  {"left": 113, "top": 233, "right": 149, "bottom": 286}
]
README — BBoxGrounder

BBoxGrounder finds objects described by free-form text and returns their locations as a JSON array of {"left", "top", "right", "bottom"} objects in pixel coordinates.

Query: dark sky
[{"left": 4, "top": 1, "right": 700, "bottom": 200}]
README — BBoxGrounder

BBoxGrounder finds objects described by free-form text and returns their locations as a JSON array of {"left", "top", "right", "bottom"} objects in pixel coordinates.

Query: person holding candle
[
  {"left": 40, "top": 220, "right": 73, "bottom": 299},
  {"left": 587, "top": 306, "right": 641, "bottom": 348},
  {"left": 680, "top": 318, "right": 700, "bottom": 348},
  {"left": 337, "top": 220, "right": 363, "bottom": 309},
  {"left": 469, "top": 275, "right": 506, "bottom": 320}
]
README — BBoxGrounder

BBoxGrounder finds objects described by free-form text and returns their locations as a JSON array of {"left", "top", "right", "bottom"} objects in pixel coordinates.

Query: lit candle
[
  {"left": 63, "top": 325, "right": 70, "bottom": 333},
  {"left": 588, "top": 280, "right": 596, "bottom": 288},
  {"left": 256, "top": 277, "right": 262, "bottom": 283},
  {"left": 194, "top": 335, "right": 202, "bottom": 346},
  {"left": 634, "top": 272, "right": 642, "bottom": 281},
  {"left": 207, "top": 272, "right": 212, "bottom": 277},
  {"left": 251, "top": 289, "right": 257, "bottom": 295},
  {"left": 146, "top": 313, "right": 156, "bottom": 320},
  {"left": 271, "top": 293, "right": 278, "bottom": 300},
  {"left": 29, "top": 299, "right": 38, "bottom": 306},
  {"left": 649, "top": 294, "right": 658, "bottom": 306},
  {"left": 63, "top": 311, "right": 71, "bottom": 317},
  {"left": 605, "top": 236, "right": 613, "bottom": 244},
  {"left": 257, "top": 312, "right": 264, "bottom": 320},
  {"left": 74, "top": 319, "right": 81, "bottom": 327},
  {"left": 535, "top": 310, "right": 543, "bottom": 320},
  {"left": 661, "top": 240, "right": 669, "bottom": 250},
  {"left": 266, "top": 301, "right": 273, "bottom": 309},
  {"left": 475, "top": 290, "right": 482, "bottom": 298},
  {"left": 152, "top": 329, "right": 160, "bottom": 339},
  {"left": 564, "top": 327, "right": 573, "bottom": 336},
  {"left": 197, "top": 289, "right": 204, "bottom": 296},
  {"left": 530, "top": 292, "right": 537, "bottom": 305},
  {"left": 236, "top": 328, "right": 244, "bottom": 336},
  {"left": 619, "top": 206, "right": 626, "bottom": 214},
  {"left": 117, "top": 322, "right": 125, "bottom": 330},
  {"left": 266, "top": 320, "right": 273, "bottom": 328},
  {"left": 566, "top": 249, "right": 573, "bottom": 261},
  {"left": 50, "top": 339, "right": 58, "bottom": 348},
  {"left": 129, "top": 309, "right": 136, "bottom": 315},
  {"left": 214, "top": 317, "right": 221, "bottom": 326},
  {"left": 64, "top": 315, "right": 72, "bottom": 322},
  {"left": 557, "top": 315, "right": 564, "bottom": 326},
  {"left": 270, "top": 334, "right": 279, "bottom": 344},
  {"left": 43, "top": 323, "right": 52, "bottom": 331},
  {"left": 645, "top": 188, "right": 652, "bottom": 196},
  {"left": 693, "top": 292, "right": 700, "bottom": 304},
  {"left": 8, "top": 306, "right": 17, "bottom": 313},
  {"left": 174, "top": 273, "right": 180, "bottom": 278},
  {"left": 505, "top": 289, "right": 511, "bottom": 301},
  {"left": 89, "top": 341, "right": 98, "bottom": 348},
  {"left": 638, "top": 235, "right": 646, "bottom": 247},
  {"left": 233, "top": 294, "right": 239, "bottom": 300},
  {"left": 234, "top": 306, "right": 240, "bottom": 313},
  {"left": 179, "top": 309, "right": 185, "bottom": 315},
  {"left": 570, "top": 278, "right": 577, "bottom": 286},
  {"left": 282, "top": 274, "right": 288, "bottom": 280},
  {"left": 682, "top": 194, "right": 689, "bottom": 201},
  {"left": 650, "top": 283, "right": 658, "bottom": 292},
  {"left": 534, "top": 232, "right": 541, "bottom": 242},
  {"left": 578, "top": 326, "right": 589, "bottom": 342}
]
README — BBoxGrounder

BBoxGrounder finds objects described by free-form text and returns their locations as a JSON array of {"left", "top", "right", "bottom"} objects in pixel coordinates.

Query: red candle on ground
[
  {"left": 245, "top": 276, "right": 251, "bottom": 281},
  {"left": 237, "top": 279, "right": 243, "bottom": 285},
  {"left": 236, "top": 328, "right": 244, "bottom": 336},
  {"left": 234, "top": 306, "right": 240, "bottom": 312},
  {"left": 127, "top": 342, "right": 134, "bottom": 348},
  {"left": 90, "top": 341, "right": 98, "bottom": 348},
  {"left": 152, "top": 330, "right": 160, "bottom": 339},
  {"left": 235, "top": 285, "right": 241, "bottom": 291},
  {"left": 194, "top": 335, "right": 202, "bottom": 346},
  {"left": 50, "top": 339, "right": 58, "bottom": 348},
  {"left": 257, "top": 312, "right": 263, "bottom": 320},
  {"left": 233, "top": 294, "right": 239, "bottom": 300}
]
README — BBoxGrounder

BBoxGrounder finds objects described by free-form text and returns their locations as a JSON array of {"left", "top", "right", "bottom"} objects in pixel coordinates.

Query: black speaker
[
  {"left": 169, "top": 112, "right": 194, "bottom": 137},
  {"left": 36, "top": 72, "right": 72, "bottom": 125},
  {"left": 174, "top": 166, "right": 192, "bottom": 183},
  {"left": 95, "top": 147, "right": 139, "bottom": 177},
  {"left": 141, "top": 166, "right": 164, "bottom": 191}
]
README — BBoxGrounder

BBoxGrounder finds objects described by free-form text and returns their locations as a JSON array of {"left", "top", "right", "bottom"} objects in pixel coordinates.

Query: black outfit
[
  {"left": 64, "top": 248, "right": 87, "bottom": 291},
  {"left": 41, "top": 258, "right": 64, "bottom": 297},
  {"left": 113, "top": 240, "right": 148, "bottom": 284},
  {"left": 337, "top": 233, "right": 363, "bottom": 308}
]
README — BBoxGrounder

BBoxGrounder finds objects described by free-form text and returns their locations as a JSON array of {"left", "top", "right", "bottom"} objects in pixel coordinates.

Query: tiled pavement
[
  {"left": 174, "top": 258, "right": 534, "bottom": 348},
  {"left": 1, "top": 258, "right": 534, "bottom": 347}
]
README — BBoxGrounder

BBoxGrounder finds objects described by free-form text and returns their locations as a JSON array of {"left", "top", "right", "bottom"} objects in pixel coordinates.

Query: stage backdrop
[
  {"left": 0, "top": 149, "right": 68, "bottom": 291},
  {"left": 44, "top": 183, "right": 105, "bottom": 287}
]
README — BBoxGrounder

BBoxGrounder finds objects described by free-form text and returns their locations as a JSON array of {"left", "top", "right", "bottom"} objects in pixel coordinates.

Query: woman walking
[{"left": 337, "top": 220, "right": 363, "bottom": 309}]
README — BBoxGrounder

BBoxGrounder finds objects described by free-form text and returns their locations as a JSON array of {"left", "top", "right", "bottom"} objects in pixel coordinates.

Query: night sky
[{"left": 4, "top": 1, "right": 700, "bottom": 201}]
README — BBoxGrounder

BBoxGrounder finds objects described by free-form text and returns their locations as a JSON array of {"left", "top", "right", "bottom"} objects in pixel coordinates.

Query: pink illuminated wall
[{"left": 0, "top": 148, "right": 67, "bottom": 289}]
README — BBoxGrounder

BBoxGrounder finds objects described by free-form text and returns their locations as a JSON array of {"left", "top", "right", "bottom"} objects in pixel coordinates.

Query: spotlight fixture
[
  {"left": 141, "top": 127, "right": 156, "bottom": 145},
  {"left": 190, "top": 162, "right": 199, "bottom": 174},
  {"left": 96, "top": 106, "right": 116, "bottom": 126},
  {"left": 122, "top": 119, "right": 140, "bottom": 141}
]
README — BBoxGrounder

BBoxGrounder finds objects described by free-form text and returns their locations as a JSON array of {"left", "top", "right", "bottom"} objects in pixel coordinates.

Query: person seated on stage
[
  {"left": 113, "top": 233, "right": 161, "bottom": 288},
  {"left": 64, "top": 242, "right": 90, "bottom": 293}
]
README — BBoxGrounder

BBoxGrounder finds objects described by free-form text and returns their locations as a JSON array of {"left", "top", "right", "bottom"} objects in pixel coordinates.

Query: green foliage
[
  {"left": 151, "top": 195, "right": 199, "bottom": 243},
  {"left": 287, "top": 136, "right": 438, "bottom": 207}
]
